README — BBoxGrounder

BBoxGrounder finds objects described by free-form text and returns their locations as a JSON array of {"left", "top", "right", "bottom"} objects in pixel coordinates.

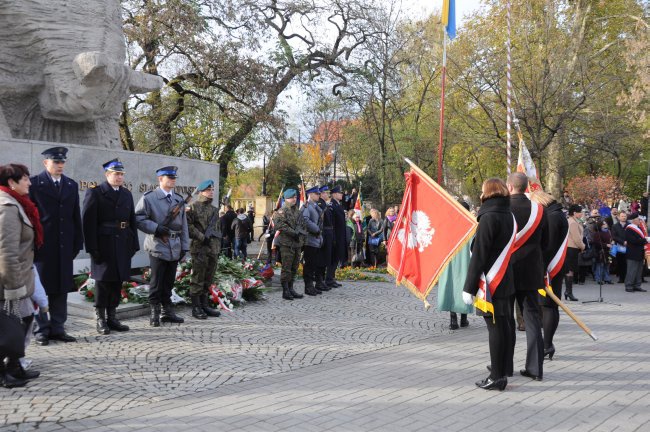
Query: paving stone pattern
[{"left": 2, "top": 279, "right": 650, "bottom": 432}]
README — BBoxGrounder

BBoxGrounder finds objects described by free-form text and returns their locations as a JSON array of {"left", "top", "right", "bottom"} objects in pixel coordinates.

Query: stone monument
[{"left": 0, "top": 0, "right": 162, "bottom": 147}]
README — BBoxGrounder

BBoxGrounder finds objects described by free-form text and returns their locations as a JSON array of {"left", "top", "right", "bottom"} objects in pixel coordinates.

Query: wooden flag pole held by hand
[{"left": 545, "top": 286, "right": 598, "bottom": 341}]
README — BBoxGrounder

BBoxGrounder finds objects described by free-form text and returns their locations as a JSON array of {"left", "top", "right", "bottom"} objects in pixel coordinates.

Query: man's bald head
[{"left": 506, "top": 172, "right": 528, "bottom": 194}]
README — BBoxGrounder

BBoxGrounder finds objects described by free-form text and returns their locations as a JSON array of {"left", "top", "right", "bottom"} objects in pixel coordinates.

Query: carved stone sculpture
[{"left": 0, "top": 1, "right": 162, "bottom": 147}]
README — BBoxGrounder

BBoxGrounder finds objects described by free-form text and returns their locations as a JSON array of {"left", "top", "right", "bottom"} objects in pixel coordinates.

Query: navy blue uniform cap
[{"left": 42, "top": 146, "right": 68, "bottom": 161}]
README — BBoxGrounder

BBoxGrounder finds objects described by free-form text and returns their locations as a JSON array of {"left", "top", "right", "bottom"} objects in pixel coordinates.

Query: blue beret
[
  {"left": 283, "top": 188, "right": 297, "bottom": 199},
  {"left": 42, "top": 146, "right": 68, "bottom": 161},
  {"left": 306, "top": 186, "right": 320, "bottom": 195},
  {"left": 197, "top": 179, "right": 214, "bottom": 191},
  {"left": 102, "top": 158, "right": 125, "bottom": 172},
  {"left": 319, "top": 185, "right": 329, "bottom": 193},
  {"left": 156, "top": 166, "right": 178, "bottom": 177},
  {"left": 331, "top": 186, "right": 342, "bottom": 193}
]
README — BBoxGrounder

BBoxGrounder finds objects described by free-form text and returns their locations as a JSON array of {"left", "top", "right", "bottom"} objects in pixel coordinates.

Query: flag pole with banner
[
  {"left": 437, "top": 0, "right": 456, "bottom": 184},
  {"left": 387, "top": 158, "right": 477, "bottom": 309}
]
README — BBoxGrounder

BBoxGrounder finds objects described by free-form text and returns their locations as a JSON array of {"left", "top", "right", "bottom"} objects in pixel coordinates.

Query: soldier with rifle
[
  {"left": 187, "top": 179, "right": 222, "bottom": 320},
  {"left": 274, "top": 188, "right": 308, "bottom": 300},
  {"left": 135, "top": 166, "right": 191, "bottom": 327}
]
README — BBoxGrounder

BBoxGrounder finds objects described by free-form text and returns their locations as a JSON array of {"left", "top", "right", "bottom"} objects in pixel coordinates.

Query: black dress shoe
[
  {"left": 475, "top": 376, "right": 507, "bottom": 391},
  {"left": 0, "top": 372, "right": 28, "bottom": 388},
  {"left": 8, "top": 364, "right": 40, "bottom": 380},
  {"left": 520, "top": 369, "right": 542, "bottom": 381},
  {"left": 34, "top": 334, "right": 49, "bottom": 346},
  {"left": 634, "top": 287, "right": 647, "bottom": 292},
  {"left": 49, "top": 333, "right": 77, "bottom": 343}
]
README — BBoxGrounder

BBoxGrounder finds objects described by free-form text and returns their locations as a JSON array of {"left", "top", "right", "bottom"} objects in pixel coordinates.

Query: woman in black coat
[
  {"left": 530, "top": 191, "right": 568, "bottom": 360},
  {"left": 463, "top": 178, "right": 515, "bottom": 391}
]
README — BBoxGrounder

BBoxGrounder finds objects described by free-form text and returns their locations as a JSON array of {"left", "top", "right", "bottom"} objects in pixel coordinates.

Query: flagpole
[
  {"left": 506, "top": 0, "right": 512, "bottom": 174},
  {"left": 437, "top": 30, "right": 448, "bottom": 185}
]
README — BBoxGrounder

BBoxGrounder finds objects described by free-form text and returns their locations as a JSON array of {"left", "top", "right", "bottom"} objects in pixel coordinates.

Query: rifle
[{"left": 160, "top": 191, "right": 195, "bottom": 243}]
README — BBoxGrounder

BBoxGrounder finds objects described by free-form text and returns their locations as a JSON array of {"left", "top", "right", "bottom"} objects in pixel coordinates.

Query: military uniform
[
  {"left": 187, "top": 179, "right": 221, "bottom": 319},
  {"left": 82, "top": 159, "right": 139, "bottom": 334},
  {"left": 316, "top": 187, "right": 333, "bottom": 291},
  {"left": 328, "top": 186, "right": 347, "bottom": 287},
  {"left": 29, "top": 146, "right": 83, "bottom": 344},
  {"left": 274, "top": 189, "right": 306, "bottom": 300},
  {"left": 303, "top": 190, "right": 325, "bottom": 296},
  {"left": 135, "top": 166, "right": 190, "bottom": 326}
]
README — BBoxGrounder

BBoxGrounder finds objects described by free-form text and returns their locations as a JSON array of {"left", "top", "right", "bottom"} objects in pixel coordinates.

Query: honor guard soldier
[
  {"left": 187, "top": 179, "right": 222, "bottom": 320},
  {"left": 303, "top": 186, "right": 326, "bottom": 296},
  {"left": 135, "top": 166, "right": 190, "bottom": 326},
  {"left": 29, "top": 146, "right": 83, "bottom": 345},
  {"left": 328, "top": 186, "right": 347, "bottom": 287},
  {"left": 274, "top": 188, "right": 307, "bottom": 300},
  {"left": 317, "top": 185, "right": 335, "bottom": 291},
  {"left": 82, "top": 159, "right": 139, "bottom": 334}
]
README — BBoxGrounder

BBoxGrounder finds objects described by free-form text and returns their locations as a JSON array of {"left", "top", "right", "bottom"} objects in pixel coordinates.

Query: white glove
[
  {"left": 646, "top": 237, "right": 650, "bottom": 242},
  {"left": 462, "top": 292, "right": 475, "bottom": 306}
]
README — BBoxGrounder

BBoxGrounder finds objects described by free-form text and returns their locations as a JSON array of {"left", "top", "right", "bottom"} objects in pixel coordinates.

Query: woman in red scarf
[{"left": 0, "top": 163, "right": 43, "bottom": 388}]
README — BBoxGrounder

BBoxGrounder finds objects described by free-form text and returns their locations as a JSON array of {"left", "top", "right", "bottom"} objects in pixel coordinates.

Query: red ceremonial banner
[{"left": 387, "top": 163, "right": 478, "bottom": 305}]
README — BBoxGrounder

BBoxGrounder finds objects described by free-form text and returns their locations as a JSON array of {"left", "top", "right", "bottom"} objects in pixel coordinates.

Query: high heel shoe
[
  {"left": 544, "top": 345, "right": 555, "bottom": 361},
  {"left": 475, "top": 376, "right": 507, "bottom": 391},
  {"left": 564, "top": 293, "right": 579, "bottom": 301}
]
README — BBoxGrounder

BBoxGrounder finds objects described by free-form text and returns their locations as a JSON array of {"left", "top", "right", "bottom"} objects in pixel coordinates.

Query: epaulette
[
  {"left": 144, "top": 190, "right": 153, "bottom": 196},
  {"left": 89, "top": 184, "right": 97, "bottom": 189}
]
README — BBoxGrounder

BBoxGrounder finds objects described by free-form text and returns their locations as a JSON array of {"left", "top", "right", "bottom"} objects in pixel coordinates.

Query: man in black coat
[
  {"left": 82, "top": 159, "right": 139, "bottom": 334},
  {"left": 624, "top": 213, "right": 648, "bottom": 292},
  {"left": 611, "top": 211, "right": 628, "bottom": 283},
  {"left": 316, "top": 186, "right": 333, "bottom": 292},
  {"left": 29, "top": 147, "right": 83, "bottom": 345},
  {"left": 507, "top": 172, "right": 548, "bottom": 381},
  {"left": 221, "top": 205, "right": 237, "bottom": 258},
  {"left": 328, "top": 186, "right": 348, "bottom": 286}
]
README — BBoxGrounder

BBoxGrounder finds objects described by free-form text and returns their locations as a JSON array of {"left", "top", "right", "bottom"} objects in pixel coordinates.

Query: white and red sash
[
  {"left": 626, "top": 223, "right": 645, "bottom": 239},
  {"left": 513, "top": 202, "right": 543, "bottom": 252},
  {"left": 544, "top": 231, "right": 569, "bottom": 288},
  {"left": 475, "top": 215, "right": 518, "bottom": 314}
]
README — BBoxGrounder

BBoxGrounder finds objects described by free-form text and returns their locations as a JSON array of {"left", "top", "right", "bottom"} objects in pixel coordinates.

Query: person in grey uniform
[{"left": 135, "top": 166, "right": 190, "bottom": 327}]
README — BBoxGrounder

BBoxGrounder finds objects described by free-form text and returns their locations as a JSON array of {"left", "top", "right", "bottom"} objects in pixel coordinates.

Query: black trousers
[
  {"left": 541, "top": 275, "right": 562, "bottom": 350},
  {"left": 616, "top": 252, "right": 627, "bottom": 281},
  {"left": 485, "top": 315, "right": 512, "bottom": 380},
  {"left": 149, "top": 256, "right": 179, "bottom": 306},
  {"left": 94, "top": 281, "right": 123, "bottom": 309},
  {"left": 34, "top": 292, "right": 68, "bottom": 337},
  {"left": 514, "top": 290, "right": 544, "bottom": 377},
  {"left": 303, "top": 246, "right": 321, "bottom": 288}
]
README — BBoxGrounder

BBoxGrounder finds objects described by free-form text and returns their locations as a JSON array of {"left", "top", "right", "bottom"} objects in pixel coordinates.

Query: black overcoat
[
  {"left": 463, "top": 196, "right": 515, "bottom": 315},
  {"left": 625, "top": 225, "right": 647, "bottom": 261},
  {"left": 82, "top": 181, "right": 139, "bottom": 282},
  {"left": 331, "top": 199, "right": 347, "bottom": 263},
  {"left": 29, "top": 171, "right": 83, "bottom": 294},
  {"left": 510, "top": 194, "right": 549, "bottom": 291},
  {"left": 542, "top": 201, "right": 569, "bottom": 302}
]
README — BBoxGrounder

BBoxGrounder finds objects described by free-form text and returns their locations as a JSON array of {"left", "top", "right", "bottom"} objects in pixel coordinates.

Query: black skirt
[{"left": 566, "top": 247, "right": 580, "bottom": 274}]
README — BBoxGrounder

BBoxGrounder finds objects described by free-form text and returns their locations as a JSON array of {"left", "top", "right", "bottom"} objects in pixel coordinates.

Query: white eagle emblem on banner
[{"left": 397, "top": 210, "right": 436, "bottom": 252}]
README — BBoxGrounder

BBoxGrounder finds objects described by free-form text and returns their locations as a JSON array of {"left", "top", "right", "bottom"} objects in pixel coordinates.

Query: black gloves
[{"left": 155, "top": 225, "right": 171, "bottom": 237}]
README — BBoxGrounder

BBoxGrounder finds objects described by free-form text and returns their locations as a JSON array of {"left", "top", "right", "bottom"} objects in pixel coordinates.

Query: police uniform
[
  {"left": 328, "top": 186, "right": 347, "bottom": 286},
  {"left": 82, "top": 159, "right": 139, "bottom": 334},
  {"left": 303, "top": 186, "right": 326, "bottom": 295},
  {"left": 135, "top": 166, "right": 190, "bottom": 326},
  {"left": 30, "top": 146, "right": 83, "bottom": 345},
  {"left": 187, "top": 179, "right": 221, "bottom": 320},
  {"left": 274, "top": 189, "right": 306, "bottom": 300}
]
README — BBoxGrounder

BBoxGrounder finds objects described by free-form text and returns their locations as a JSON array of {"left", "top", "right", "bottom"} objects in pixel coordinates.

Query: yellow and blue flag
[{"left": 441, "top": 0, "right": 456, "bottom": 39}]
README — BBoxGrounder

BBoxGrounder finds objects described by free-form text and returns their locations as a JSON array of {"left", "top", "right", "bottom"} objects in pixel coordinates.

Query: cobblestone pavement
[{"left": 2, "top": 277, "right": 650, "bottom": 431}]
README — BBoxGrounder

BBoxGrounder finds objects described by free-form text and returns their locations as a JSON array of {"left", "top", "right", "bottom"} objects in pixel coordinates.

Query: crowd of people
[{"left": 461, "top": 173, "right": 649, "bottom": 391}]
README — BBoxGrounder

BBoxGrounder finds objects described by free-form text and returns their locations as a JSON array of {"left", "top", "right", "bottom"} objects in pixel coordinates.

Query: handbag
[
  {"left": 610, "top": 244, "right": 618, "bottom": 257},
  {"left": 368, "top": 236, "right": 381, "bottom": 246},
  {"left": 0, "top": 302, "right": 26, "bottom": 359}
]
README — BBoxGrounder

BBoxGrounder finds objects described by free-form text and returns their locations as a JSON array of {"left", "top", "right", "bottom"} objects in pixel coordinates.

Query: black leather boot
[
  {"left": 0, "top": 364, "right": 28, "bottom": 388},
  {"left": 201, "top": 294, "right": 221, "bottom": 317},
  {"left": 150, "top": 304, "right": 161, "bottom": 327},
  {"left": 107, "top": 308, "right": 129, "bottom": 332},
  {"left": 315, "top": 272, "right": 330, "bottom": 291},
  {"left": 191, "top": 295, "right": 207, "bottom": 320},
  {"left": 6, "top": 360, "right": 40, "bottom": 380},
  {"left": 460, "top": 314, "right": 469, "bottom": 328},
  {"left": 449, "top": 313, "right": 459, "bottom": 330},
  {"left": 161, "top": 304, "right": 184, "bottom": 324},
  {"left": 288, "top": 280, "right": 304, "bottom": 299},
  {"left": 564, "top": 276, "right": 578, "bottom": 301},
  {"left": 282, "top": 281, "right": 294, "bottom": 300},
  {"left": 95, "top": 308, "right": 110, "bottom": 335}
]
